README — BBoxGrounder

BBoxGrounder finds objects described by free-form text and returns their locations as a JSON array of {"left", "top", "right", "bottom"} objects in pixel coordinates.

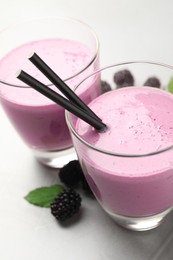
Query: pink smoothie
[
  {"left": 75, "top": 87, "right": 173, "bottom": 217},
  {"left": 0, "top": 38, "right": 99, "bottom": 151}
]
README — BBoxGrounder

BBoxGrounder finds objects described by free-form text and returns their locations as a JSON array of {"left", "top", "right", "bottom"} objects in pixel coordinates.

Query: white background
[{"left": 1, "top": 0, "right": 173, "bottom": 259}]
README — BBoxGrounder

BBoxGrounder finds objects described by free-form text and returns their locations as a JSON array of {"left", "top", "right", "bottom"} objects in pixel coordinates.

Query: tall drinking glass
[
  {"left": 66, "top": 62, "right": 173, "bottom": 231},
  {"left": 0, "top": 17, "right": 99, "bottom": 168}
]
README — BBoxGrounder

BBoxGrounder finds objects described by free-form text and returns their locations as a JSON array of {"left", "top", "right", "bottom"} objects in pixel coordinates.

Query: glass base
[
  {"left": 104, "top": 207, "right": 173, "bottom": 231},
  {"left": 32, "top": 146, "right": 77, "bottom": 168}
]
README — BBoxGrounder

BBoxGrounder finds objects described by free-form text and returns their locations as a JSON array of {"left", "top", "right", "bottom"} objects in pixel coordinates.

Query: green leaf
[
  {"left": 24, "top": 184, "right": 64, "bottom": 208},
  {"left": 167, "top": 77, "right": 173, "bottom": 93}
]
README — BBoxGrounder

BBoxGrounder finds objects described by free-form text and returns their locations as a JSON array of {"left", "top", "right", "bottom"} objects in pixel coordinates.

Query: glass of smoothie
[
  {"left": 66, "top": 61, "right": 173, "bottom": 231},
  {"left": 0, "top": 17, "right": 99, "bottom": 168}
]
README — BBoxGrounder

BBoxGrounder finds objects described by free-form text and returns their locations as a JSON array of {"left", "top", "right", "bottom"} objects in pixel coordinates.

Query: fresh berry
[
  {"left": 113, "top": 69, "right": 134, "bottom": 88},
  {"left": 144, "top": 77, "right": 161, "bottom": 88},
  {"left": 50, "top": 189, "right": 81, "bottom": 221},
  {"left": 101, "top": 80, "right": 111, "bottom": 93},
  {"left": 59, "top": 160, "right": 83, "bottom": 187}
]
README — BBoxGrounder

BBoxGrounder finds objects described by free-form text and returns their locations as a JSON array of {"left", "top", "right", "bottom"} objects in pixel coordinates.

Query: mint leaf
[
  {"left": 24, "top": 184, "right": 64, "bottom": 207},
  {"left": 167, "top": 77, "right": 173, "bottom": 93}
]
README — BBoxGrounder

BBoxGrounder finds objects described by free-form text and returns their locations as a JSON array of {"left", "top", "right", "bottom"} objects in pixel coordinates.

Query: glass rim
[
  {"left": 0, "top": 15, "right": 99, "bottom": 88},
  {"left": 66, "top": 60, "right": 173, "bottom": 158}
]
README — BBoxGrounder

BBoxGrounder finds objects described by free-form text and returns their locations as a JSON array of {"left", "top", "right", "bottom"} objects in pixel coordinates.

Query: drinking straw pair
[{"left": 17, "top": 53, "right": 107, "bottom": 131}]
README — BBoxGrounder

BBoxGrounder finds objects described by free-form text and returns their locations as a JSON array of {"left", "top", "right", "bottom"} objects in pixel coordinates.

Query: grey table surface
[{"left": 1, "top": 0, "right": 173, "bottom": 259}]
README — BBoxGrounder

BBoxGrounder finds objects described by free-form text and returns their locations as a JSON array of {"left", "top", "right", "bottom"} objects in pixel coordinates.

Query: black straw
[
  {"left": 29, "top": 52, "right": 101, "bottom": 122},
  {"left": 16, "top": 70, "right": 107, "bottom": 131}
]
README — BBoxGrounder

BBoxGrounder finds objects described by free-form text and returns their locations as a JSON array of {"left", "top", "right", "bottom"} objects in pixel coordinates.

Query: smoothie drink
[
  {"left": 0, "top": 38, "right": 100, "bottom": 151},
  {"left": 0, "top": 17, "right": 100, "bottom": 168},
  {"left": 67, "top": 63, "right": 173, "bottom": 231},
  {"left": 75, "top": 86, "right": 173, "bottom": 217}
]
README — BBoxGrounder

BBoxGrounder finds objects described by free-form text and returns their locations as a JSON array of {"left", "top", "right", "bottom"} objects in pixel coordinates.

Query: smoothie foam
[
  {"left": 0, "top": 38, "right": 99, "bottom": 150},
  {"left": 75, "top": 87, "right": 173, "bottom": 216}
]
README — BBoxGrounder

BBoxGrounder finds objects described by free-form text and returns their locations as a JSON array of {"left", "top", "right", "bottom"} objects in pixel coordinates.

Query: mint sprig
[
  {"left": 24, "top": 184, "right": 64, "bottom": 207},
  {"left": 167, "top": 77, "right": 173, "bottom": 93}
]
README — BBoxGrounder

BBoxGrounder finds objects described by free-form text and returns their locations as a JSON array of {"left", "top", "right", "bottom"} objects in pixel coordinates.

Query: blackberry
[
  {"left": 50, "top": 189, "right": 81, "bottom": 221},
  {"left": 59, "top": 160, "right": 83, "bottom": 187},
  {"left": 101, "top": 80, "right": 111, "bottom": 93},
  {"left": 113, "top": 69, "right": 134, "bottom": 88},
  {"left": 144, "top": 77, "right": 161, "bottom": 88}
]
